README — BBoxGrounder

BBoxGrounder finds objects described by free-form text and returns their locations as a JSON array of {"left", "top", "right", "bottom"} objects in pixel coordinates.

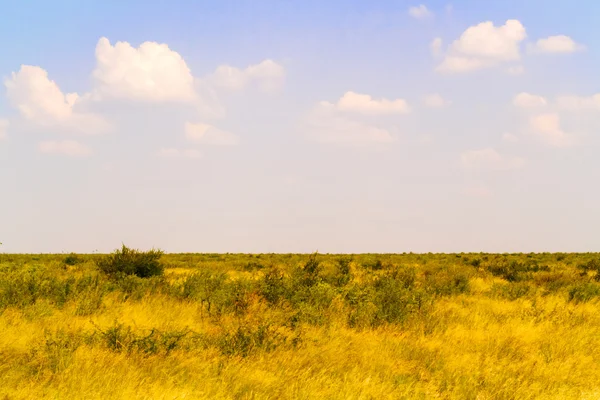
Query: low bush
[
  {"left": 96, "top": 245, "right": 164, "bottom": 279},
  {"left": 568, "top": 282, "right": 600, "bottom": 303}
]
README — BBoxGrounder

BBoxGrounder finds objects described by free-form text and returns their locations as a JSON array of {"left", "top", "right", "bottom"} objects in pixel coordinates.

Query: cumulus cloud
[
  {"left": 423, "top": 93, "right": 450, "bottom": 108},
  {"left": 0, "top": 119, "right": 8, "bottom": 140},
  {"left": 408, "top": 5, "right": 433, "bottom": 19},
  {"left": 529, "top": 113, "right": 575, "bottom": 147},
  {"left": 157, "top": 148, "right": 202, "bottom": 159},
  {"left": 185, "top": 122, "right": 239, "bottom": 145},
  {"left": 436, "top": 20, "right": 527, "bottom": 73},
  {"left": 555, "top": 94, "right": 600, "bottom": 111},
  {"left": 335, "top": 91, "right": 410, "bottom": 115},
  {"left": 38, "top": 140, "right": 92, "bottom": 157},
  {"left": 5, "top": 65, "right": 110, "bottom": 134},
  {"left": 306, "top": 101, "right": 396, "bottom": 145},
  {"left": 93, "top": 37, "right": 196, "bottom": 102},
  {"left": 430, "top": 37, "right": 443, "bottom": 56},
  {"left": 531, "top": 35, "right": 585, "bottom": 54},
  {"left": 209, "top": 59, "right": 285, "bottom": 93},
  {"left": 461, "top": 148, "right": 525, "bottom": 170},
  {"left": 513, "top": 92, "right": 547, "bottom": 108}
]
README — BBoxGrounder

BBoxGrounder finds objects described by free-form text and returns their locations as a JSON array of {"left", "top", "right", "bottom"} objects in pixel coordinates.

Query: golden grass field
[{"left": 1, "top": 252, "right": 600, "bottom": 399}]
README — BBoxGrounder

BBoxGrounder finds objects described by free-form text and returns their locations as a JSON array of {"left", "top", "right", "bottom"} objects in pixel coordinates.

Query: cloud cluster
[
  {"left": 408, "top": 5, "right": 433, "bottom": 20},
  {"left": 437, "top": 20, "right": 527, "bottom": 73},
  {"left": 528, "top": 113, "right": 574, "bottom": 147},
  {"left": 306, "top": 90, "right": 413, "bottom": 144},
  {"left": 435, "top": 19, "right": 584, "bottom": 74},
  {"left": 3, "top": 37, "right": 285, "bottom": 157},
  {"left": 93, "top": 37, "right": 197, "bottom": 102},
  {"left": 209, "top": 59, "right": 285, "bottom": 93},
  {"left": 5, "top": 65, "right": 110, "bottom": 135},
  {"left": 335, "top": 91, "right": 410, "bottom": 115},
  {"left": 510, "top": 92, "right": 588, "bottom": 147},
  {"left": 531, "top": 35, "right": 585, "bottom": 54},
  {"left": 306, "top": 99, "right": 398, "bottom": 145}
]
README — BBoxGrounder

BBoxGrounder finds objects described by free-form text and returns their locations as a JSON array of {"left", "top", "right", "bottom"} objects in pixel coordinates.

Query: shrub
[
  {"left": 97, "top": 245, "right": 164, "bottom": 279},
  {"left": 578, "top": 259, "right": 600, "bottom": 281},
  {"left": 260, "top": 267, "right": 288, "bottom": 304},
  {"left": 336, "top": 256, "right": 352, "bottom": 283},
  {"left": 487, "top": 260, "right": 527, "bottom": 282},
  {"left": 63, "top": 253, "right": 81, "bottom": 266},
  {"left": 216, "top": 323, "right": 284, "bottom": 357},
  {"left": 568, "top": 283, "right": 600, "bottom": 303},
  {"left": 371, "top": 270, "right": 432, "bottom": 326},
  {"left": 424, "top": 266, "right": 470, "bottom": 296}
]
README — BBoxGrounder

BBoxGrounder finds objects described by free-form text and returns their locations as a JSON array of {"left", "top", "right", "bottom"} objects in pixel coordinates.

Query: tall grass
[{"left": 1, "top": 252, "right": 600, "bottom": 398}]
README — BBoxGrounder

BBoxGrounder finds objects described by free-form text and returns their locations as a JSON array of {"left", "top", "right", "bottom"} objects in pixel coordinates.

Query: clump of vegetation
[
  {"left": 63, "top": 253, "right": 81, "bottom": 266},
  {"left": 96, "top": 245, "right": 164, "bottom": 278},
  {"left": 578, "top": 259, "right": 600, "bottom": 280}
]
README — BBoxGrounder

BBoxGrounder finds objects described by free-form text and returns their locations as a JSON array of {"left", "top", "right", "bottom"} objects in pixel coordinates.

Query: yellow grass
[{"left": 1, "top": 253, "right": 600, "bottom": 399}]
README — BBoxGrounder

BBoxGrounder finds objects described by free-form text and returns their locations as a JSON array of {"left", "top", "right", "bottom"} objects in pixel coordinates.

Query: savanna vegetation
[{"left": 2, "top": 248, "right": 600, "bottom": 399}]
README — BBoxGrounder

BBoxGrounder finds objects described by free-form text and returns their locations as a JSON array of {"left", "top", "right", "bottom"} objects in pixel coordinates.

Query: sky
[{"left": 1, "top": 0, "right": 600, "bottom": 253}]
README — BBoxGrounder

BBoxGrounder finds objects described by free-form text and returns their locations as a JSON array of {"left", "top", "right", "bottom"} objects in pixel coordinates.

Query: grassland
[{"left": 2, "top": 251, "right": 600, "bottom": 399}]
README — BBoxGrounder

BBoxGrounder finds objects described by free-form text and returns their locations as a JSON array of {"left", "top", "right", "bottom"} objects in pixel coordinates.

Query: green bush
[
  {"left": 63, "top": 253, "right": 81, "bottom": 266},
  {"left": 260, "top": 267, "right": 288, "bottom": 304},
  {"left": 568, "top": 282, "right": 600, "bottom": 303},
  {"left": 97, "top": 245, "right": 164, "bottom": 279},
  {"left": 578, "top": 259, "right": 600, "bottom": 281}
]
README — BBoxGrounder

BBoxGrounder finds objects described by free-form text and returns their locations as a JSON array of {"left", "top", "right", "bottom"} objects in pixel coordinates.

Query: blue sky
[{"left": 1, "top": 1, "right": 599, "bottom": 253}]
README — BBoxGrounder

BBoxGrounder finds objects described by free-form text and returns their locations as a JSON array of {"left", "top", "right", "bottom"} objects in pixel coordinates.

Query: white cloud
[
  {"left": 157, "top": 148, "right": 202, "bottom": 159},
  {"left": 0, "top": 119, "right": 8, "bottom": 140},
  {"left": 307, "top": 102, "right": 396, "bottom": 145},
  {"left": 507, "top": 65, "right": 525, "bottom": 75},
  {"left": 461, "top": 148, "right": 525, "bottom": 170},
  {"left": 502, "top": 132, "right": 519, "bottom": 143},
  {"left": 38, "top": 140, "right": 92, "bottom": 157},
  {"left": 5, "top": 65, "right": 110, "bottom": 134},
  {"left": 408, "top": 5, "right": 433, "bottom": 19},
  {"left": 423, "top": 93, "right": 450, "bottom": 108},
  {"left": 185, "top": 122, "right": 239, "bottom": 145},
  {"left": 93, "top": 37, "right": 196, "bottom": 102},
  {"left": 436, "top": 20, "right": 527, "bottom": 73},
  {"left": 513, "top": 92, "right": 547, "bottom": 108},
  {"left": 437, "top": 56, "right": 487, "bottom": 73},
  {"left": 209, "top": 59, "right": 285, "bottom": 93},
  {"left": 555, "top": 94, "right": 600, "bottom": 111},
  {"left": 529, "top": 113, "right": 575, "bottom": 147},
  {"left": 531, "top": 35, "right": 585, "bottom": 54},
  {"left": 335, "top": 91, "right": 410, "bottom": 115},
  {"left": 430, "top": 37, "right": 443, "bottom": 56}
]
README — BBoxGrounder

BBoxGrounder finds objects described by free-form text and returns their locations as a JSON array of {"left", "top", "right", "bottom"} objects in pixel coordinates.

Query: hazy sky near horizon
[{"left": 1, "top": 0, "right": 600, "bottom": 253}]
